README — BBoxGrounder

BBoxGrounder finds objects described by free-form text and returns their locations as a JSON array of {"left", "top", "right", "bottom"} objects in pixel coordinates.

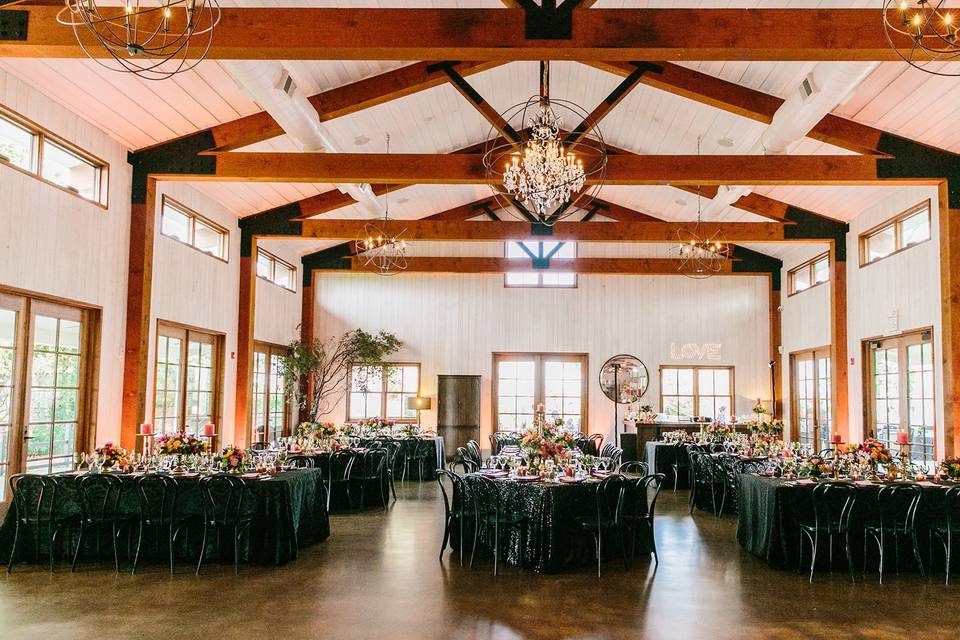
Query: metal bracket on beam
[
  {"left": 0, "top": 9, "right": 27, "bottom": 40},
  {"left": 531, "top": 223, "right": 554, "bottom": 237},
  {"left": 782, "top": 207, "right": 849, "bottom": 262},
  {"left": 875, "top": 133, "right": 960, "bottom": 209},
  {"left": 523, "top": 0, "right": 575, "bottom": 40}
]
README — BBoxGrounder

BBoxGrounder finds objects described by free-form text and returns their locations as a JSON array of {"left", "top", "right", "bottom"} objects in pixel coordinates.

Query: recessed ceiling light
[
  {"left": 674, "top": 199, "right": 688, "bottom": 207},
  {"left": 424, "top": 115, "right": 434, "bottom": 123},
  {"left": 717, "top": 136, "right": 734, "bottom": 148},
  {"left": 396, "top": 197, "right": 409, "bottom": 204},
  {"left": 354, "top": 135, "right": 370, "bottom": 146}
]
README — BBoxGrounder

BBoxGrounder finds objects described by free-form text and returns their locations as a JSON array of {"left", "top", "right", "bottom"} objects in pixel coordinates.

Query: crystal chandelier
[
  {"left": 483, "top": 70, "right": 606, "bottom": 225},
  {"left": 676, "top": 138, "right": 731, "bottom": 279},
  {"left": 57, "top": 0, "right": 221, "bottom": 80},
  {"left": 883, "top": 0, "right": 960, "bottom": 76},
  {"left": 355, "top": 135, "right": 407, "bottom": 276}
]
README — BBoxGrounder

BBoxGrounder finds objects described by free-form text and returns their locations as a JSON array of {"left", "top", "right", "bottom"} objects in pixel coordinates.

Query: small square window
[
  {"left": 256, "top": 248, "right": 296, "bottom": 292},
  {"left": 812, "top": 257, "right": 830, "bottom": 285},
  {"left": 41, "top": 140, "right": 101, "bottom": 201},
  {"left": 866, "top": 225, "right": 895, "bottom": 262},
  {"left": 860, "top": 202, "right": 931, "bottom": 267},
  {"left": 160, "top": 197, "right": 228, "bottom": 261},
  {"left": 0, "top": 113, "right": 36, "bottom": 171},
  {"left": 899, "top": 211, "right": 930, "bottom": 247}
]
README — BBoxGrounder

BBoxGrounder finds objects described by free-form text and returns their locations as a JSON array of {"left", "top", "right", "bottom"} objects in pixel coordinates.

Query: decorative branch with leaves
[{"left": 278, "top": 328, "right": 402, "bottom": 423}]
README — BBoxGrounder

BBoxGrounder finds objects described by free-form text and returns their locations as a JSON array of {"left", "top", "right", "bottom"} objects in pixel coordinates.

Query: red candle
[
  {"left": 140, "top": 423, "right": 153, "bottom": 435},
  {"left": 203, "top": 422, "right": 216, "bottom": 437},
  {"left": 896, "top": 430, "right": 909, "bottom": 445},
  {"left": 830, "top": 432, "right": 842, "bottom": 445}
]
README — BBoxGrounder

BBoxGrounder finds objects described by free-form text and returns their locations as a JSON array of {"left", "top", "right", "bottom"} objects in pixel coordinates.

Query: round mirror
[{"left": 599, "top": 355, "right": 649, "bottom": 404}]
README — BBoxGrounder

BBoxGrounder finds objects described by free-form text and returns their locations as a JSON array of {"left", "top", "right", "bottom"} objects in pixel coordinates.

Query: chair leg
[
  {"left": 649, "top": 521, "right": 659, "bottom": 566},
  {"left": 7, "top": 521, "right": 20, "bottom": 573},
  {"left": 596, "top": 531, "right": 602, "bottom": 579},
  {"left": 111, "top": 523, "right": 120, "bottom": 573},
  {"left": 71, "top": 524, "right": 85, "bottom": 572},
  {"left": 809, "top": 532, "right": 819, "bottom": 583},
  {"left": 233, "top": 526, "right": 240, "bottom": 576},
  {"left": 196, "top": 522, "right": 209, "bottom": 576},
  {"left": 911, "top": 530, "right": 926, "bottom": 579},
  {"left": 439, "top": 516, "right": 451, "bottom": 562},
  {"left": 845, "top": 531, "right": 856, "bottom": 583},
  {"left": 619, "top": 528, "right": 630, "bottom": 571},
  {"left": 947, "top": 533, "right": 953, "bottom": 586},
  {"left": 492, "top": 519, "right": 499, "bottom": 577},
  {"left": 877, "top": 534, "right": 885, "bottom": 585}
]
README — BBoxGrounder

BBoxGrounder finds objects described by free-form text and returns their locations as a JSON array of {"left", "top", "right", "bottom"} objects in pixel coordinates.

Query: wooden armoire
[{"left": 436, "top": 374, "right": 481, "bottom": 461}]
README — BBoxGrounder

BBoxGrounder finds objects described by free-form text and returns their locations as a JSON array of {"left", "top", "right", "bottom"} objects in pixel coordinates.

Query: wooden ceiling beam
[
  {"left": 1, "top": 7, "right": 921, "bottom": 62},
  {"left": 333, "top": 256, "right": 741, "bottom": 275},
  {"left": 180, "top": 152, "right": 898, "bottom": 186},
  {"left": 299, "top": 219, "right": 789, "bottom": 243}
]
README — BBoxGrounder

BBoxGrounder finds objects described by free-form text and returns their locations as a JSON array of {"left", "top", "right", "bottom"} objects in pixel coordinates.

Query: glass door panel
[
  {"left": 815, "top": 355, "right": 832, "bottom": 452},
  {"left": 267, "top": 352, "right": 286, "bottom": 442},
  {"left": 906, "top": 342, "right": 935, "bottom": 462},
  {"left": 544, "top": 359, "right": 583, "bottom": 431},
  {"left": 0, "top": 302, "right": 20, "bottom": 500},
  {"left": 154, "top": 334, "right": 182, "bottom": 434},
  {"left": 872, "top": 346, "right": 900, "bottom": 450},
  {"left": 25, "top": 305, "right": 83, "bottom": 474},
  {"left": 252, "top": 350, "right": 268, "bottom": 443},
  {"left": 496, "top": 359, "right": 536, "bottom": 431},
  {"left": 794, "top": 356, "right": 815, "bottom": 448},
  {"left": 184, "top": 336, "right": 215, "bottom": 436}
]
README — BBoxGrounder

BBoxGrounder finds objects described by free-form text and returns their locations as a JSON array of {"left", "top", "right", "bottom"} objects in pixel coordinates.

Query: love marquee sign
[{"left": 669, "top": 342, "right": 722, "bottom": 361}]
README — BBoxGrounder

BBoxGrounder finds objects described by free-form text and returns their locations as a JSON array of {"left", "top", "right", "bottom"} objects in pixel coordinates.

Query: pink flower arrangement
[
  {"left": 155, "top": 432, "right": 207, "bottom": 456},
  {"left": 95, "top": 442, "right": 128, "bottom": 469},
  {"left": 218, "top": 446, "right": 247, "bottom": 472}
]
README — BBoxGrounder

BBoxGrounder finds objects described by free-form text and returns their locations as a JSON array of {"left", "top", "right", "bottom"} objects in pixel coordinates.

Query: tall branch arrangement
[{"left": 279, "top": 328, "right": 402, "bottom": 422}]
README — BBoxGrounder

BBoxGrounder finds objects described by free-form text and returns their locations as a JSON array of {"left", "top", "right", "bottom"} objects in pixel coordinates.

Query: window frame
[
  {"left": 159, "top": 196, "right": 230, "bottom": 263},
  {"left": 151, "top": 320, "right": 224, "bottom": 438},
  {"left": 345, "top": 363, "right": 421, "bottom": 423},
  {"left": 787, "top": 252, "right": 830, "bottom": 297},
  {"left": 503, "top": 241, "right": 578, "bottom": 289},
  {"left": 859, "top": 200, "right": 932, "bottom": 268},
  {"left": 0, "top": 103, "right": 109, "bottom": 208},
  {"left": 492, "top": 352, "right": 590, "bottom": 433},
  {"left": 256, "top": 248, "right": 297, "bottom": 293},
  {"left": 789, "top": 347, "right": 832, "bottom": 452},
  {"left": 862, "top": 327, "right": 937, "bottom": 463},
  {"left": 658, "top": 365, "right": 736, "bottom": 421}
]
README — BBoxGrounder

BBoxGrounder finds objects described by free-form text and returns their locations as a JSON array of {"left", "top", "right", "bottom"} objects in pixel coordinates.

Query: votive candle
[
  {"left": 830, "top": 432, "right": 842, "bottom": 445},
  {"left": 203, "top": 422, "right": 216, "bottom": 437}
]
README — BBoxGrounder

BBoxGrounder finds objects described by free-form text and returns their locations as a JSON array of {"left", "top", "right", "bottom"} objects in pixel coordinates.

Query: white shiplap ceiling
[{"left": 1, "top": 4, "right": 956, "bottom": 261}]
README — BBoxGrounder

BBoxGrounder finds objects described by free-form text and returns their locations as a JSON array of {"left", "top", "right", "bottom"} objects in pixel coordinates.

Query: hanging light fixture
[
  {"left": 57, "top": 0, "right": 221, "bottom": 80},
  {"left": 483, "top": 62, "right": 606, "bottom": 225},
  {"left": 676, "top": 137, "right": 731, "bottom": 279},
  {"left": 883, "top": 0, "right": 960, "bottom": 76},
  {"left": 355, "top": 134, "right": 407, "bottom": 276}
]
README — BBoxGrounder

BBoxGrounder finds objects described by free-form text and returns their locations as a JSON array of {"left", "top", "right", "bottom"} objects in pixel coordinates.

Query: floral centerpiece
[
  {"left": 798, "top": 454, "right": 830, "bottom": 478},
  {"left": 747, "top": 432, "right": 786, "bottom": 458},
  {"left": 362, "top": 416, "right": 395, "bottom": 434},
  {"left": 940, "top": 457, "right": 960, "bottom": 480},
  {"left": 155, "top": 432, "right": 207, "bottom": 456},
  {"left": 745, "top": 399, "right": 784, "bottom": 436},
  {"left": 218, "top": 446, "right": 247, "bottom": 473},
  {"left": 856, "top": 438, "right": 895, "bottom": 465},
  {"left": 520, "top": 422, "right": 575, "bottom": 469},
  {"left": 701, "top": 421, "right": 733, "bottom": 444},
  {"left": 340, "top": 422, "right": 358, "bottom": 437},
  {"left": 400, "top": 423, "right": 421, "bottom": 437},
  {"left": 94, "top": 442, "right": 128, "bottom": 470}
]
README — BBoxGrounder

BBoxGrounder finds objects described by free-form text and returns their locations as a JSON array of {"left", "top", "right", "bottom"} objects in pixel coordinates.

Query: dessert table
[
  {"left": 737, "top": 473, "right": 950, "bottom": 570},
  {"left": 0, "top": 468, "right": 329, "bottom": 568}
]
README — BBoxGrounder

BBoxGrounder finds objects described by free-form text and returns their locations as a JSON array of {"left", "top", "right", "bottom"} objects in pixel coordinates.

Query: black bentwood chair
[
  {"left": 351, "top": 449, "right": 389, "bottom": 510},
  {"left": 617, "top": 461, "right": 650, "bottom": 477},
  {"left": 671, "top": 442, "right": 693, "bottom": 491},
  {"left": 132, "top": 474, "right": 193, "bottom": 574},
  {"left": 436, "top": 469, "right": 469, "bottom": 565},
  {"left": 929, "top": 486, "right": 960, "bottom": 584},
  {"left": 578, "top": 474, "right": 631, "bottom": 578},
  {"left": 196, "top": 475, "right": 254, "bottom": 575},
  {"left": 327, "top": 450, "right": 356, "bottom": 511},
  {"left": 72, "top": 473, "right": 131, "bottom": 573},
  {"left": 465, "top": 474, "right": 527, "bottom": 576},
  {"left": 286, "top": 456, "right": 315, "bottom": 469},
  {"left": 380, "top": 439, "right": 402, "bottom": 501},
  {"left": 7, "top": 474, "right": 75, "bottom": 573},
  {"left": 688, "top": 452, "right": 727, "bottom": 518},
  {"left": 621, "top": 473, "right": 666, "bottom": 565},
  {"left": 798, "top": 482, "right": 858, "bottom": 583},
  {"left": 864, "top": 483, "right": 925, "bottom": 583},
  {"left": 401, "top": 436, "right": 431, "bottom": 482}
]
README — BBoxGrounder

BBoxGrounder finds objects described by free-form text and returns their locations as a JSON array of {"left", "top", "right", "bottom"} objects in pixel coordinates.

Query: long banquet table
[
  {"left": 359, "top": 435, "right": 445, "bottom": 481},
  {"left": 644, "top": 441, "right": 692, "bottom": 489},
  {"left": 450, "top": 474, "right": 649, "bottom": 574},
  {"left": 737, "top": 473, "right": 949, "bottom": 571},
  {"left": 0, "top": 468, "right": 330, "bottom": 568}
]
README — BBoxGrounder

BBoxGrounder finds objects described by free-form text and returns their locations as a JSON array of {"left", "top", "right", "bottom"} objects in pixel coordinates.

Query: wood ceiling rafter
[
  {"left": 333, "top": 256, "right": 744, "bottom": 276},
  {"left": 0, "top": 7, "right": 925, "bottom": 61}
]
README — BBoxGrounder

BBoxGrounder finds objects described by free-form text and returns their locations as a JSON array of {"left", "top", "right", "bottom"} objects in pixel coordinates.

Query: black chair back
[
  {"left": 358, "top": 449, "right": 388, "bottom": 480},
  {"left": 286, "top": 455, "right": 315, "bottom": 469},
  {"left": 875, "top": 483, "right": 922, "bottom": 531},
  {"left": 465, "top": 440, "right": 482, "bottom": 466},
  {"left": 436, "top": 469, "right": 466, "bottom": 521},
  {"left": 76, "top": 473, "right": 124, "bottom": 526},
  {"left": 594, "top": 474, "right": 628, "bottom": 527},
  {"left": 9, "top": 474, "right": 59, "bottom": 527},
  {"left": 135, "top": 474, "right": 180, "bottom": 526},
  {"left": 329, "top": 451, "right": 355, "bottom": 482},
  {"left": 600, "top": 442, "right": 616, "bottom": 459},
  {"left": 618, "top": 460, "right": 649, "bottom": 477},
  {"left": 448, "top": 459, "right": 475, "bottom": 475},
  {"left": 463, "top": 474, "right": 503, "bottom": 519},
  {"left": 198, "top": 475, "right": 250, "bottom": 528},
  {"left": 810, "top": 482, "right": 857, "bottom": 534},
  {"left": 624, "top": 473, "right": 665, "bottom": 522},
  {"left": 607, "top": 446, "right": 624, "bottom": 466}
]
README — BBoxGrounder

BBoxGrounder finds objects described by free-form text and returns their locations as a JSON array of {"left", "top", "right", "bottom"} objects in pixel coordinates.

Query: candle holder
[
  {"left": 202, "top": 433, "right": 217, "bottom": 452},
  {"left": 136, "top": 432, "right": 155, "bottom": 455},
  {"left": 832, "top": 447, "right": 841, "bottom": 481}
]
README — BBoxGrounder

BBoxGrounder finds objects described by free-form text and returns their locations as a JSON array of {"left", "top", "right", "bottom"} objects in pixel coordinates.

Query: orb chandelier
[
  {"left": 883, "top": 0, "right": 960, "bottom": 76},
  {"left": 57, "top": 0, "right": 221, "bottom": 80},
  {"left": 483, "top": 79, "right": 606, "bottom": 225},
  {"left": 355, "top": 134, "right": 407, "bottom": 276},
  {"left": 676, "top": 138, "right": 731, "bottom": 279}
]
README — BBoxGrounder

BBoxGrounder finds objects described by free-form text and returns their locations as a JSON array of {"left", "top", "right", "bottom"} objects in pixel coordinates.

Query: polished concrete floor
[{"left": 1, "top": 483, "right": 959, "bottom": 640}]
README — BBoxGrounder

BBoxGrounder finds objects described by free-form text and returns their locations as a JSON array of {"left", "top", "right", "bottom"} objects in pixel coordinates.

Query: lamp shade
[{"left": 406, "top": 396, "right": 432, "bottom": 411}]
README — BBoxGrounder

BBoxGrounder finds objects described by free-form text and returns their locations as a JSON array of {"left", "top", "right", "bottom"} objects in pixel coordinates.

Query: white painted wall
[
  {"left": 0, "top": 68, "right": 132, "bottom": 446},
  {"left": 255, "top": 239, "right": 303, "bottom": 348},
  {"left": 313, "top": 271, "right": 772, "bottom": 447},
  {"left": 844, "top": 187, "right": 943, "bottom": 447}
]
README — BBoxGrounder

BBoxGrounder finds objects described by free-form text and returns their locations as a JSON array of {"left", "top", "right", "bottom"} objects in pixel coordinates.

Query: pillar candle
[
  {"left": 830, "top": 432, "right": 842, "bottom": 445},
  {"left": 203, "top": 422, "right": 216, "bottom": 437},
  {"left": 896, "top": 430, "right": 909, "bottom": 445},
  {"left": 140, "top": 423, "right": 153, "bottom": 435}
]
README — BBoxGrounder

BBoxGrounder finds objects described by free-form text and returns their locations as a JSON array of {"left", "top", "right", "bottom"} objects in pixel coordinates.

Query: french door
[
  {"left": 493, "top": 353, "right": 588, "bottom": 432},
  {"left": 865, "top": 329, "right": 935, "bottom": 463},
  {"left": 252, "top": 342, "right": 290, "bottom": 444},
  {"left": 791, "top": 348, "right": 831, "bottom": 452},
  {"left": 0, "top": 292, "right": 96, "bottom": 499},
  {"left": 153, "top": 322, "right": 222, "bottom": 437}
]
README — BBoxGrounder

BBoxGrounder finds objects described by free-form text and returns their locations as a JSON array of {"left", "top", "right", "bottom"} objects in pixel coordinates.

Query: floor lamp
[{"left": 406, "top": 396, "right": 432, "bottom": 429}]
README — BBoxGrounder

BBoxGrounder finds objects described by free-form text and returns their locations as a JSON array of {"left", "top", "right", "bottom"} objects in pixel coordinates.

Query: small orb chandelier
[
  {"left": 676, "top": 137, "right": 731, "bottom": 279},
  {"left": 883, "top": 0, "right": 960, "bottom": 76},
  {"left": 355, "top": 134, "right": 407, "bottom": 276},
  {"left": 483, "top": 72, "right": 606, "bottom": 225},
  {"left": 57, "top": 0, "right": 221, "bottom": 80}
]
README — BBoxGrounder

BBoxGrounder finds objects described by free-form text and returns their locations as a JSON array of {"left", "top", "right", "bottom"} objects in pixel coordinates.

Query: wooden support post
[
  {"left": 120, "top": 177, "right": 157, "bottom": 452},
  {"left": 939, "top": 183, "right": 960, "bottom": 458},
  {"left": 829, "top": 243, "right": 849, "bottom": 441},
  {"left": 235, "top": 239, "right": 257, "bottom": 448},
  {"left": 299, "top": 269, "right": 316, "bottom": 425},
  {"left": 769, "top": 278, "right": 783, "bottom": 419}
]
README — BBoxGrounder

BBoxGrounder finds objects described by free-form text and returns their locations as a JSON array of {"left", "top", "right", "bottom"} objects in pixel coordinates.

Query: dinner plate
[
  {"left": 558, "top": 476, "right": 584, "bottom": 484},
  {"left": 513, "top": 475, "right": 540, "bottom": 483}
]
